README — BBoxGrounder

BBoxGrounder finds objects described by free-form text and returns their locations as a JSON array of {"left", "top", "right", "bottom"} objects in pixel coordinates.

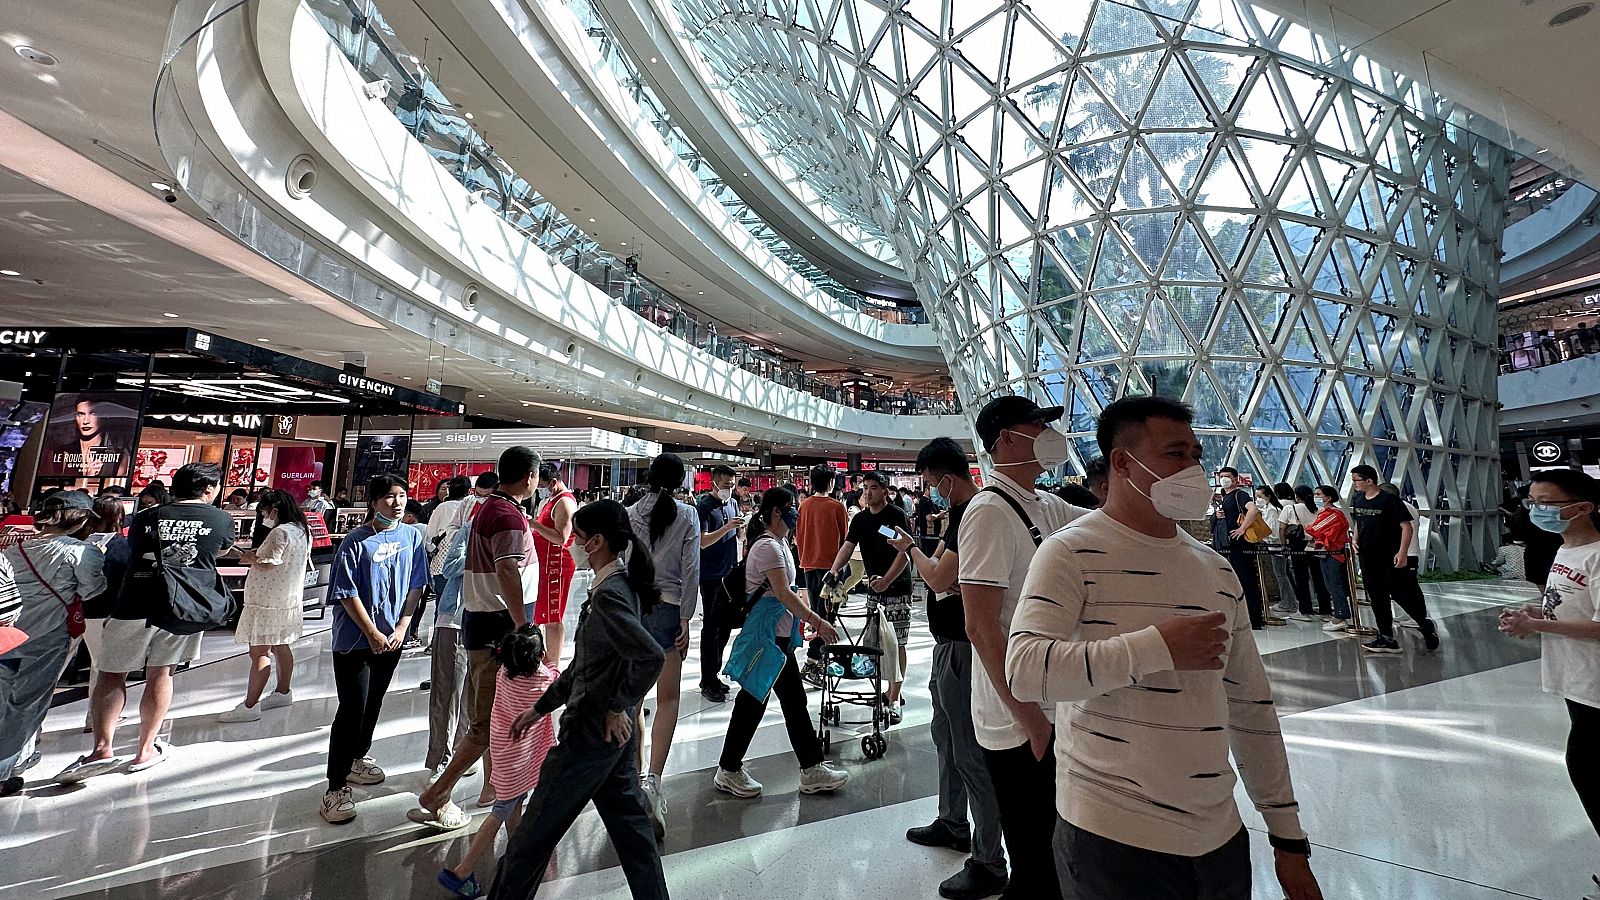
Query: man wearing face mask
[
  {"left": 795, "top": 464, "right": 848, "bottom": 686},
  {"left": 958, "top": 395, "right": 1084, "bottom": 899},
  {"left": 696, "top": 465, "right": 746, "bottom": 702},
  {"left": 1006, "top": 395, "right": 1322, "bottom": 900},
  {"left": 1212, "top": 466, "right": 1272, "bottom": 630}
]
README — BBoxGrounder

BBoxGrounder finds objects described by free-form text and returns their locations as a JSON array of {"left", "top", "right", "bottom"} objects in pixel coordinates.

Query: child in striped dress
[{"left": 437, "top": 626, "right": 558, "bottom": 898}]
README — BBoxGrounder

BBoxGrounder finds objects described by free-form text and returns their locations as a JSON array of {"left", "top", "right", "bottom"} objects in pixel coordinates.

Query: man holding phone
[{"left": 827, "top": 472, "right": 911, "bottom": 720}]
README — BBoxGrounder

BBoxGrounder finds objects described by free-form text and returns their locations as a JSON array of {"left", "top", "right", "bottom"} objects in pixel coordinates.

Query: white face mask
[
  {"left": 717, "top": 487, "right": 733, "bottom": 503},
  {"left": 1129, "top": 455, "right": 1213, "bottom": 520},
  {"left": 537, "top": 487, "right": 551, "bottom": 503},
  {"left": 997, "top": 426, "right": 1069, "bottom": 470},
  {"left": 569, "top": 534, "right": 592, "bottom": 568},
  {"left": 260, "top": 517, "right": 277, "bottom": 529},
  {"left": 1218, "top": 476, "right": 1235, "bottom": 490}
]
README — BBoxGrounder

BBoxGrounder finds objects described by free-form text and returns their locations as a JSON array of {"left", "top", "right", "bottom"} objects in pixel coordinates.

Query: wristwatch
[{"left": 1268, "top": 835, "right": 1311, "bottom": 857}]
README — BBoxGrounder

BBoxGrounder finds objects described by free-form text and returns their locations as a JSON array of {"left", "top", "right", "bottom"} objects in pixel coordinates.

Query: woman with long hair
[
  {"left": 80, "top": 496, "right": 130, "bottom": 691},
  {"left": 714, "top": 485, "right": 849, "bottom": 800},
  {"left": 1283, "top": 485, "right": 1334, "bottom": 624},
  {"left": 492, "top": 499, "right": 667, "bottom": 900},
  {"left": 625, "top": 452, "right": 701, "bottom": 839},
  {"left": 220, "top": 489, "right": 311, "bottom": 722},
  {"left": 1255, "top": 484, "right": 1298, "bottom": 620},
  {"left": 1305, "top": 484, "right": 1355, "bottom": 630},
  {"left": 0, "top": 491, "right": 106, "bottom": 795}
]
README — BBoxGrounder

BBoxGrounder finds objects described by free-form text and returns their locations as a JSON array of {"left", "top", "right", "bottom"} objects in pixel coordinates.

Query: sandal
[
  {"left": 126, "top": 741, "right": 170, "bottom": 773},
  {"left": 436, "top": 868, "right": 482, "bottom": 898},
  {"left": 406, "top": 801, "right": 471, "bottom": 831}
]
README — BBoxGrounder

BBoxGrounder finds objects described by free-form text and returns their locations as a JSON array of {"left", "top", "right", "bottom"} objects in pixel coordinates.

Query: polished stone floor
[{"left": 1, "top": 578, "right": 1592, "bottom": 899}]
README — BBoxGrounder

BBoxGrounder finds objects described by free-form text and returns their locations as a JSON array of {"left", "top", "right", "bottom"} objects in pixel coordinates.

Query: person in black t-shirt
[
  {"left": 1211, "top": 466, "right": 1271, "bottom": 629},
  {"left": 1348, "top": 465, "right": 1439, "bottom": 654},
  {"left": 890, "top": 438, "right": 1007, "bottom": 899},
  {"left": 827, "top": 472, "right": 911, "bottom": 717}
]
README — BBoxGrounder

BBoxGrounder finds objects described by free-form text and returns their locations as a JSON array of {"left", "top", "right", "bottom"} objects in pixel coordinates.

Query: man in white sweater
[{"left": 1005, "top": 396, "right": 1322, "bottom": 899}]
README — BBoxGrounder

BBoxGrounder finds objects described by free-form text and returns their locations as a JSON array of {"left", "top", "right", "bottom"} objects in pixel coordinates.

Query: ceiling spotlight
[
  {"left": 588, "top": 217, "right": 596, "bottom": 223},
  {"left": 650, "top": 57, "right": 658, "bottom": 63},
  {"left": 478, "top": 394, "right": 486, "bottom": 398},
  {"left": 742, "top": 172, "right": 750, "bottom": 177},
  {"left": 14, "top": 46, "right": 57, "bottom": 66},
  {"left": 162, "top": 312, "right": 179, "bottom": 318},
  {"left": 0, "top": 269, "right": 19, "bottom": 277},
  {"left": 401, "top": 375, "right": 412, "bottom": 380},
  {"left": 257, "top": 337, "right": 270, "bottom": 343},
  {"left": 150, "top": 181, "right": 172, "bottom": 191},
  {"left": 620, "top": 241, "right": 628, "bottom": 246},
  {"left": 464, "top": 112, "right": 474, "bottom": 120}
]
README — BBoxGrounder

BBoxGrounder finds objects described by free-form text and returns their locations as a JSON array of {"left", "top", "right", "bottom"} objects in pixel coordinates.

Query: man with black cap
[{"left": 959, "top": 395, "right": 1086, "bottom": 899}]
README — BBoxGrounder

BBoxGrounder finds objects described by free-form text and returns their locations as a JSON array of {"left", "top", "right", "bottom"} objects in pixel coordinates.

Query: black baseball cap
[
  {"left": 975, "top": 395, "right": 1064, "bottom": 452},
  {"left": 42, "top": 490, "right": 94, "bottom": 512}
]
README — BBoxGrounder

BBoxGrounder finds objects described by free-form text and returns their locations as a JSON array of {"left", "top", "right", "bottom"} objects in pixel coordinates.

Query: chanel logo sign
[{"left": 1532, "top": 441, "right": 1562, "bottom": 464}]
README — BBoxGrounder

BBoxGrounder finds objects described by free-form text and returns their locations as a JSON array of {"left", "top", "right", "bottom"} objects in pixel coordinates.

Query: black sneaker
[
  {"left": 700, "top": 683, "right": 728, "bottom": 703},
  {"left": 1421, "top": 618, "right": 1440, "bottom": 651},
  {"left": 801, "top": 659, "right": 825, "bottom": 689},
  {"left": 0, "top": 776, "right": 22, "bottom": 798},
  {"left": 938, "top": 860, "right": 1008, "bottom": 900},
  {"left": 1362, "top": 635, "right": 1402, "bottom": 654},
  {"left": 906, "top": 819, "right": 971, "bottom": 853}
]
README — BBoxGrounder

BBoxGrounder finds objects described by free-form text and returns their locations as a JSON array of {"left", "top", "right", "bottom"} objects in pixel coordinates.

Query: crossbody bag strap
[
  {"left": 980, "top": 486, "right": 1043, "bottom": 547},
  {"left": 16, "top": 540, "right": 78, "bottom": 610}
]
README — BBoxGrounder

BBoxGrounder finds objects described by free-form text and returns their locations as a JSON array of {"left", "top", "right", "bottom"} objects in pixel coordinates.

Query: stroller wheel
[
  {"left": 819, "top": 729, "right": 831, "bottom": 756},
  {"left": 862, "top": 733, "right": 886, "bottom": 760}
]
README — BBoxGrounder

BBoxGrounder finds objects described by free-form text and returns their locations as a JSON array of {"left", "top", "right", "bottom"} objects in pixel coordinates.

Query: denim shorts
[
  {"left": 642, "top": 601, "right": 683, "bottom": 650},
  {"left": 491, "top": 792, "right": 527, "bottom": 821}
]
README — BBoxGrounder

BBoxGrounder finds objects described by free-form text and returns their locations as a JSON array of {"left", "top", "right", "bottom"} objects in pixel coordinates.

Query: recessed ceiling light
[
  {"left": 401, "top": 375, "right": 412, "bottom": 380},
  {"left": 650, "top": 57, "right": 658, "bottom": 63},
  {"left": 1550, "top": 3, "right": 1593, "bottom": 26},
  {"left": 697, "top": 291, "right": 705, "bottom": 294},
  {"left": 587, "top": 217, "right": 596, "bottom": 223},
  {"left": 257, "top": 337, "right": 270, "bottom": 343},
  {"left": 742, "top": 172, "right": 750, "bottom": 177},
  {"left": 162, "top": 312, "right": 179, "bottom": 318},
  {"left": 464, "top": 112, "right": 474, "bottom": 120},
  {"left": 0, "top": 270, "right": 19, "bottom": 277},
  {"left": 620, "top": 242, "right": 628, "bottom": 246},
  {"left": 14, "top": 46, "right": 57, "bottom": 66},
  {"left": 477, "top": 394, "right": 486, "bottom": 398},
  {"left": 150, "top": 181, "right": 173, "bottom": 192}
]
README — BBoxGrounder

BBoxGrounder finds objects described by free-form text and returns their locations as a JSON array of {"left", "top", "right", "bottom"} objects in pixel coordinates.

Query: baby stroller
[{"left": 815, "top": 600, "right": 890, "bottom": 760}]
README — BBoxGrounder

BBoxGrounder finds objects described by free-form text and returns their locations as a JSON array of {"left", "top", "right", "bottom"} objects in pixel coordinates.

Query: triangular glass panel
[
  {"left": 1038, "top": 246, "right": 1079, "bottom": 303},
  {"left": 1166, "top": 218, "right": 1224, "bottom": 283},
  {"left": 1111, "top": 139, "right": 1178, "bottom": 210},
  {"left": 957, "top": 10, "right": 1009, "bottom": 86},
  {"left": 1166, "top": 284, "right": 1223, "bottom": 342},
  {"left": 1211, "top": 360, "right": 1261, "bottom": 415},
  {"left": 1026, "top": 4, "right": 1092, "bottom": 54},
  {"left": 1193, "top": 143, "right": 1255, "bottom": 207},
  {"left": 1276, "top": 153, "right": 1321, "bottom": 216},
  {"left": 1194, "top": 208, "right": 1252, "bottom": 268},
  {"left": 1316, "top": 440, "right": 1346, "bottom": 482},
  {"left": 1084, "top": 51, "right": 1165, "bottom": 126},
  {"left": 1076, "top": 306, "right": 1121, "bottom": 364},
  {"left": 1019, "top": 76, "right": 1069, "bottom": 135},
  {"left": 1238, "top": 229, "right": 1291, "bottom": 288},
  {"left": 1084, "top": 0, "right": 1163, "bottom": 55},
  {"left": 1212, "top": 299, "right": 1258, "bottom": 356},
  {"left": 1274, "top": 65, "right": 1329, "bottom": 124},
  {"left": 1142, "top": 58, "right": 1210, "bottom": 128},
  {"left": 1281, "top": 312, "right": 1322, "bottom": 363},
  {"left": 1138, "top": 292, "right": 1191, "bottom": 356},
  {"left": 1092, "top": 227, "right": 1148, "bottom": 288},
  {"left": 1140, "top": 359, "right": 1193, "bottom": 399},
  {"left": 1145, "top": 133, "right": 1211, "bottom": 201},
  {"left": 1006, "top": 155, "right": 1050, "bottom": 220},
  {"left": 996, "top": 191, "right": 1032, "bottom": 249},
  {"left": 1189, "top": 370, "right": 1235, "bottom": 428},
  {"left": 1184, "top": 48, "right": 1254, "bottom": 117},
  {"left": 1233, "top": 137, "right": 1293, "bottom": 205},
  {"left": 1243, "top": 289, "right": 1290, "bottom": 336},
  {"left": 1069, "top": 136, "right": 1133, "bottom": 206},
  {"left": 1093, "top": 288, "right": 1147, "bottom": 342},
  {"left": 1253, "top": 377, "right": 1296, "bottom": 432},
  {"left": 1083, "top": 363, "right": 1124, "bottom": 407},
  {"left": 1232, "top": 67, "right": 1293, "bottom": 136},
  {"left": 961, "top": 108, "right": 998, "bottom": 162},
  {"left": 1044, "top": 164, "right": 1096, "bottom": 228},
  {"left": 1008, "top": 12, "right": 1070, "bottom": 79},
  {"left": 1060, "top": 73, "right": 1127, "bottom": 148},
  {"left": 1115, "top": 212, "right": 1177, "bottom": 274}
]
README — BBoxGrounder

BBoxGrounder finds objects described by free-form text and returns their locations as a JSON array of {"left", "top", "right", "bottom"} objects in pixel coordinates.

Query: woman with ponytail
[
  {"left": 713, "top": 486, "right": 850, "bottom": 800},
  {"left": 625, "top": 452, "right": 702, "bottom": 839},
  {"left": 492, "top": 499, "right": 666, "bottom": 900}
]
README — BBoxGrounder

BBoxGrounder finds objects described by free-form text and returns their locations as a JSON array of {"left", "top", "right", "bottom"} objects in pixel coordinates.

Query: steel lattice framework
[{"left": 668, "top": 0, "right": 1510, "bottom": 568}]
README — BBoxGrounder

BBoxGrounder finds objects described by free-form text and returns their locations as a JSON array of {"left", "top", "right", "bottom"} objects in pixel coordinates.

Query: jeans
[
  {"left": 720, "top": 639, "right": 822, "bottom": 771},
  {"left": 1358, "top": 553, "right": 1430, "bottom": 637},
  {"left": 1267, "top": 553, "right": 1295, "bottom": 608},
  {"left": 698, "top": 578, "right": 732, "bottom": 689},
  {"left": 1320, "top": 556, "right": 1353, "bottom": 620},
  {"left": 1568, "top": 699, "right": 1600, "bottom": 840},
  {"left": 326, "top": 647, "right": 402, "bottom": 791},
  {"left": 490, "top": 724, "right": 667, "bottom": 900},
  {"left": 1225, "top": 544, "right": 1264, "bottom": 628},
  {"left": 931, "top": 640, "right": 1004, "bottom": 870},
  {"left": 425, "top": 626, "right": 468, "bottom": 770},
  {"left": 983, "top": 736, "right": 1062, "bottom": 900},
  {"left": 1054, "top": 819, "right": 1251, "bottom": 899},
  {"left": 0, "top": 618, "right": 72, "bottom": 780}
]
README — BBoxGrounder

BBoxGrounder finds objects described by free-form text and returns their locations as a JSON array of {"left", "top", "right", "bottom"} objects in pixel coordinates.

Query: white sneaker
[
  {"left": 1283, "top": 612, "right": 1314, "bottom": 622},
  {"left": 260, "top": 690, "right": 293, "bottom": 710},
  {"left": 348, "top": 757, "right": 386, "bottom": 785},
  {"left": 218, "top": 702, "right": 262, "bottom": 723},
  {"left": 713, "top": 767, "right": 763, "bottom": 798},
  {"left": 320, "top": 786, "right": 356, "bottom": 824},
  {"left": 641, "top": 773, "right": 667, "bottom": 840},
  {"left": 799, "top": 761, "right": 849, "bottom": 794},
  {"left": 1322, "top": 619, "right": 1349, "bottom": 632}
]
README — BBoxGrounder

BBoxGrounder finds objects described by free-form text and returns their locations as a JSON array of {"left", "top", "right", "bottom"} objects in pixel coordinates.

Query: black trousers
[
  {"left": 1288, "top": 548, "right": 1332, "bottom": 616},
  {"left": 719, "top": 640, "right": 822, "bottom": 771},
  {"left": 1225, "top": 545, "right": 1265, "bottom": 628},
  {"left": 326, "top": 647, "right": 402, "bottom": 791},
  {"left": 802, "top": 569, "right": 834, "bottom": 661},
  {"left": 1358, "top": 553, "right": 1430, "bottom": 636},
  {"left": 1055, "top": 820, "right": 1250, "bottom": 899},
  {"left": 1569, "top": 700, "right": 1600, "bottom": 840},
  {"left": 983, "top": 736, "right": 1062, "bottom": 900},
  {"left": 698, "top": 579, "right": 733, "bottom": 689},
  {"left": 490, "top": 724, "right": 667, "bottom": 900}
]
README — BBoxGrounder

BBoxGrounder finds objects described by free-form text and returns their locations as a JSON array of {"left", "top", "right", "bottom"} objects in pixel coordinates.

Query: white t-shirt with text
[{"left": 1541, "top": 541, "right": 1600, "bottom": 709}]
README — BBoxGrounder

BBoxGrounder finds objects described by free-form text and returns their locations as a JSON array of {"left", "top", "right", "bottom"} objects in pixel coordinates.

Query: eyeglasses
[{"left": 1524, "top": 498, "right": 1585, "bottom": 512}]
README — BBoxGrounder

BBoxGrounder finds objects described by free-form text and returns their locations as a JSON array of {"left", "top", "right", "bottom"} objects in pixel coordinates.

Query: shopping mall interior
[{"left": 2, "top": 0, "right": 1600, "bottom": 898}]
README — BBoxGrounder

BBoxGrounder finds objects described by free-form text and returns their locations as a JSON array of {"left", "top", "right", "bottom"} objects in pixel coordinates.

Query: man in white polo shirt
[
  {"left": 1006, "top": 395, "right": 1322, "bottom": 899},
  {"left": 959, "top": 396, "right": 1085, "bottom": 899}
]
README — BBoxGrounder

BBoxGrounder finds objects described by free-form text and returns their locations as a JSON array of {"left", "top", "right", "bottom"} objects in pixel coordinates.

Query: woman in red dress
[{"left": 531, "top": 463, "right": 579, "bottom": 666}]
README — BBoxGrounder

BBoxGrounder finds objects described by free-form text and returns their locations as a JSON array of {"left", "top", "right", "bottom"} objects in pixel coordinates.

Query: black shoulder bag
[
  {"left": 143, "top": 506, "right": 234, "bottom": 636},
  {"left": 980, "top": 486, "right": 1044, "bottom": 547}
]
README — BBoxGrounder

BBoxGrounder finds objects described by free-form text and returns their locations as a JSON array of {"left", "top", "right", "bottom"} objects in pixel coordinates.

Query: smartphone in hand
[{"left": 877, "top": 525, "right": 897, "bottom": 539}]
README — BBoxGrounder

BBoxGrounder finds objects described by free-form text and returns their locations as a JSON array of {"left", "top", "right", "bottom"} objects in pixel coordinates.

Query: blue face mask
[
  {"left": 780, "top": 508, "right": 799, "bottom": 530},
  {"left": 930, "top": 486, "right": 950, "bottom": 510},
  {"left": 1315, "top": 498, "right": 1329, "bottom": 509},
  {"left": 1531, "top": 505, "right": 1575, "bottom": 534}
]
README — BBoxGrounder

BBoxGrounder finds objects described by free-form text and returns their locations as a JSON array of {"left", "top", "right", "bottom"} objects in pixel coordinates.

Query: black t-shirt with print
[
  {"left": 113, "top": 502, "right": 238, "bottom": 619},
  {"left": 846, "top": 504, "right": 913, "bottom": 595},
  {"left": 926, "top": 500, "right": 968, "bottom": 642},
  {"left": 1349, "top": 490, "right": 1412, "bottom": 559}
]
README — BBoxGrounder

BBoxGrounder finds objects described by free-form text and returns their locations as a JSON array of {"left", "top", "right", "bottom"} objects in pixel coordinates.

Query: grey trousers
[
  {"left": 425, "top": 625, "right": 469, "bottom": 771},
  {"left": 931, "top": 639, "right": 1005, "bottom": 870}
]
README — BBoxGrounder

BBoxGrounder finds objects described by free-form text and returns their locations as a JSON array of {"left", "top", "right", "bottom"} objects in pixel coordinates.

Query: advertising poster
[
  {"left": 351, "top": 434, "right": 411, "bottom": 497},
  {"left": 132, "top": 447, "right": 190, "bottom": 490},
  {"left": 227, "top": 446, "right": 274, "bottom": 491},
  {"left": 40, "top": 392, "right": 139, "bottom": 479},
  {"left": 0, "top": 398, "right": 48, "bottom": 494},
  {"left": 272, "top": 446, "right": 322, "bottom": 502}
]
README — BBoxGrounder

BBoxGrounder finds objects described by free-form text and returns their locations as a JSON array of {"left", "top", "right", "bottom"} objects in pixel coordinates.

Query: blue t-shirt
[
  {"left": 697, "top": 493, "right": 739, "bottom": 580},
  {"left": 327, "top": 523, "right": 430, "bottom": 652}
]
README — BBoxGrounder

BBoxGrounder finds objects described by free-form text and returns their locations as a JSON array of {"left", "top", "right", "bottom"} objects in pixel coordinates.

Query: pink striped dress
[{"left": 489, "top": 663, "right": 559, "bottom": 800}]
